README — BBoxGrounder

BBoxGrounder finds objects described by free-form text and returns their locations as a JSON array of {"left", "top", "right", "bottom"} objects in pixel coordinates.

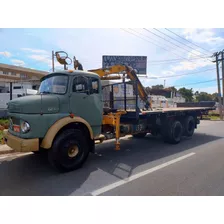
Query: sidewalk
[{"left": 0, "top": 144, "right": 14, "bottom": 155}]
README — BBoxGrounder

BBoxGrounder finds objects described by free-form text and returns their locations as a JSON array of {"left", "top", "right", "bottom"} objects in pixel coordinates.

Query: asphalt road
[{"left": 0, "top": 120, "right": 224, "bottom": 196}]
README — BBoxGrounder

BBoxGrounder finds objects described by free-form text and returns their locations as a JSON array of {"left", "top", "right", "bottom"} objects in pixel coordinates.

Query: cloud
[
  {"left": 163, "top": 50, "right": 213, "bottom": 75},
  {"left": 142, "top": 50, "right": 214, "bottom": 88},
  {"left": 170, "top": 59, "right": 212, "bottom": 73},
  {"left": 0, "top": 51, "right": 12, "bottom": 57},
  {"left": 162, "top": 70, "right": 175, "bottom": 75},
  {"left": 193, "top": 86, "right": 218, "bottom": 94},
  {"left": 29, "top": 54, "right": 51, "bottom": 63},
  {"left": 21, "top": 47, "right": 52, "bottom": 67},
  {"left": 29, "top": 54, "right": 63, "bottom": 69},
  {"left": 183, "top": 29, "right": 224, "bottom": 45},
  {"left": 21, "top": 47, "right": 63, "bottom": 69},
  {"left": 11, "top": 59, "right": 25, "bottom": 67},
  {"left": 21, "top": 48, "right": 49, "bottom": 54}
]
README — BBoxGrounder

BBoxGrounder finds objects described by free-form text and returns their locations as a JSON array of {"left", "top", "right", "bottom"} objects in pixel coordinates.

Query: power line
[
  {"left": 124, "top": 28, "right": 204, "bottom": 65},
  {"left": 148, "top": 58, "right": 212, "bottom": 66},
  {"left": 153, "top": 28, "right": 212, "bottom": 61},
  {"left": 121, "top": 28, "right": 192, "bottom": 62},
  {"left": 148, "top": 56, "right": 210, "bottom": 63},
  {"left": 130, "top": 28, "right": 195, "bottom": 61},
  {"left": 141, "top": 68, "right": 216, "bottom": 80},
  {"left": 129, "top": 28, "right": 213, "bottom": 67},
  {"left": 144, "top": 28, "right": 213, "bottom": 63},
  {"left": 174, "top": 78, "right": 220, "bottom": 87},
  {"left": 161, "top": 68, "right": 216, "bottom": 79},
  {"left": 165, "top": 28, "right": 212, "bottom": 54}
]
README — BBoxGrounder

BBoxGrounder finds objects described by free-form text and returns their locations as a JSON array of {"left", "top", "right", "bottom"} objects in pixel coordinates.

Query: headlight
[{"left": 21, "top": 121, "right": 30, "bottom": 133}]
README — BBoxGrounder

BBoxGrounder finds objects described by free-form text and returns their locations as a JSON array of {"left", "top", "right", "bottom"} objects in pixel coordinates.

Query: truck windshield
[{"left": 39, "top": 75, "right": 68, "bottom": 94}]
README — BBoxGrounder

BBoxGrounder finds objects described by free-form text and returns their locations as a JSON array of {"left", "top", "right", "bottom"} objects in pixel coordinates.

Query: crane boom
[{"left": 88, "top": 65, "right": 151, "bottom": 110}]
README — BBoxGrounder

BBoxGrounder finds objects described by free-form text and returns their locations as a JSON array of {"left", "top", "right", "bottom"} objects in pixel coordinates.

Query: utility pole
[
  {"left": 164, "top": 79, "right": 166, "bottom": 88},
  {"left": 52, "top": 50, "right": 55, "bottom": 72},
  {"left": 213, "top": 52, "right": 223, "bottom": 120},
  {"left": 222, "top": 50, "right": 224, "bottom": 108},
  {"left": 9, "top": 82, "right": 12, "bottom": 100}
]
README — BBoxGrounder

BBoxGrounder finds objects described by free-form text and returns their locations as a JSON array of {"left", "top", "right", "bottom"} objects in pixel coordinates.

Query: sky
[{"left": 0, "top": 28, "right": 224, "bottom": 94}]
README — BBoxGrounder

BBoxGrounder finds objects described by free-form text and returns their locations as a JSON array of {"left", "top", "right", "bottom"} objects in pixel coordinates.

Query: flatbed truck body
[{"left": 3, "top": 67, "right": 215, "bottom": 172}]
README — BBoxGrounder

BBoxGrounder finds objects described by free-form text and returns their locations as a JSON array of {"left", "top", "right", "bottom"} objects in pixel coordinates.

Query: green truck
[{"left": 3, "top": 65, "right": 214, "bottom": 172}]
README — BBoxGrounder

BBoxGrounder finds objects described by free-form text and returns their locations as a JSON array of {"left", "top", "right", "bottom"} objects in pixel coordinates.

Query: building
[
  {"left": 0, "top": 63, "right": 48, "bottom": 115},
  {"left": 0, "top": 63, "right": 48, "bottom": 93}
]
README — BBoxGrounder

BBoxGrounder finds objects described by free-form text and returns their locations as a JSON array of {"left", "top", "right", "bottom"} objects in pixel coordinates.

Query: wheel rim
[
  {"left": 188, "top": 120, "right": 194, "bottom": 132},
  {"left": 174, "top": 124, "right": 181, "bottom": 139},
  {"left": 60, "top": 140, "right": 84, "bottom": 168},
  {"left": 68, "top": 145, "right": 79, "bottom": 158}
]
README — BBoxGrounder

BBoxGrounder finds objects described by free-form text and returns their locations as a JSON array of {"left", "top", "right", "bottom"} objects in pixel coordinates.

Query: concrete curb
[
  {"left": 202, "top": 119, "right": 223, "bottom": 121},
  {"left": 0, "top": 144, "right": 15, "bottom": 155}
]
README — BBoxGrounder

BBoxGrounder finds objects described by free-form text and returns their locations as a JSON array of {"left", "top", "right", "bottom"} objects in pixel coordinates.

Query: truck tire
[
  {"left": 32, "top": 148, "right": 47, "bottom": 156},
  {"left": 133, "top": 133, "right": 147, "bottom": 138},
  {"left": 183, "top": 116, "right": 195, "bottom": 137},
  {"left": 151, "top": 130, "right": 158, "bottom": 137},
  {"left": 162, "top": 120, "right": 183, "bottom": 144},
  {"left": 48, "top": 129, "right": 90, "bottom": 172}
]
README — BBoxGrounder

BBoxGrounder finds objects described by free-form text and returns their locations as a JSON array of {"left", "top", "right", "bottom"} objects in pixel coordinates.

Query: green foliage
[
  {"left": 151, "top": 85, "right": 164, "bottom": 89},
  {"left": 195, "top": 92, "right": 213, "bottom": 102},
  {"left": 178, "top": 87, "right": 194, "bottom": 102},
  {"left": 144, "top": 84, "right": 218, "bottom": 103},
  {"left": 0, "top": 119, "right": 9, "bottom": 126}
]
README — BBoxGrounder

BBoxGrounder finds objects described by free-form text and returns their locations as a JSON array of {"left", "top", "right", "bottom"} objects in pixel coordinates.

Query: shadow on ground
[{"left": 0, "top": 132, "right": 222, "bottom": 196}]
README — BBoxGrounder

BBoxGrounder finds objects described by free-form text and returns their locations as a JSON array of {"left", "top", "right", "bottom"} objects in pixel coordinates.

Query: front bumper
[{"left": 3, "top": 130, "right": 39, "bottom": 152}]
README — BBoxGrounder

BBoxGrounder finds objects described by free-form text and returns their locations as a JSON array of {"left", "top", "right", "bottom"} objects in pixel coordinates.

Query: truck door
[{"left": 69, "top": 75, "right": 103, "bottom": 136}]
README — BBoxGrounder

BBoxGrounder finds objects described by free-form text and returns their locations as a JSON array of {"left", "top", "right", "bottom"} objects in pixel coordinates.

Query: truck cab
[{"left": 4, "top": 70, "right": 103, "bottom": 171}]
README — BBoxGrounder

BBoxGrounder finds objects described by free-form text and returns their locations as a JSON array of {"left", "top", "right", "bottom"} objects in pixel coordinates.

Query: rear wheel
[
  {"left": 183, "top": 116, "right": 195, "bottom": 137},
  {"left": 48, "top": 129, "right": 90, "bottom": 172},
  {"left": 162, "top": 120, "right": 183, "bottom": 144}
]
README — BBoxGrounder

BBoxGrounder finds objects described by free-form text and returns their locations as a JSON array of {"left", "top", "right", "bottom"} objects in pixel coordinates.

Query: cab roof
[{"left": 41, "top": 70, "right": 99, "bottom": 81}]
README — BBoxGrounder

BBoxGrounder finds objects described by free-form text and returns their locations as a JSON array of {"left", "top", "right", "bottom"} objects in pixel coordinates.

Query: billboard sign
[{"left": 102, "top": 55, "right": 147, "bottom": 74}]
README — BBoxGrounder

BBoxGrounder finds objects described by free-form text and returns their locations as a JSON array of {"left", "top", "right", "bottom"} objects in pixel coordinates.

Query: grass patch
[
  {"left": 0, "top": 119, "right": 9, "bottom": 144},
  {"left": 203, "top": 115, "right": 221, "bottom": 121},
  {"left": 0, "top": 130, "right": 3, "bottom": 144},
  {"left": 0, "top": 118, "right": 9, "bottom": 126}
]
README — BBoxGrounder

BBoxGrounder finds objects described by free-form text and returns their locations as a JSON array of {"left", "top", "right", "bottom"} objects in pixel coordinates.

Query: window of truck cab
[
  {"left": 39, "top": 74, "right": 68, "bottom": 95},
  {"left": 72, "top": 76, "right": 99, "bottom": 94}
]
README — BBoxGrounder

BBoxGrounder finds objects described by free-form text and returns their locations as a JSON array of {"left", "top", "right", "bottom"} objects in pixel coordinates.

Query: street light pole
[{"left": 52, "top": 50, "right": 55, "bottom": 72}]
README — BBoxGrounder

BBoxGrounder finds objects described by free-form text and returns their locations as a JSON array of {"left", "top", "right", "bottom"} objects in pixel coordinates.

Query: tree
[
  {"left": 194, "top": 91, "right": 199, "bottom": 96},
  {"left": 211, "top": 92, "right": 219, "bottom": 102},
  {"left": 195, "top": 92, "right": 213, "bottom": 102},
  {"left": 178, "top": 87, "right": 194, "bottom": 102},
  {"left": 151, "top": 85, "right": 164, "bottom": 89},
  {"left": 145, "top": 86, "right": 151, "bottom": 94},
  {"left": 167, "top": 86, "right": 177, "bottom": 92}
]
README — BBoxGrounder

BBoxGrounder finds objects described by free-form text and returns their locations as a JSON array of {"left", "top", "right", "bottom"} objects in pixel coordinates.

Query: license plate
[{"left": 13, "top": 125, "right": 20, "bottom": 133}]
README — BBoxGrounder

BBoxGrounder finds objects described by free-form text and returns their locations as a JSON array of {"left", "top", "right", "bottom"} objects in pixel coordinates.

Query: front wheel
[
  {"left": 133, "top": 133, "right": 147, "bottom": 138},
  {"left": 48, "top": 129, "right": 90, "bottom": 172}
]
